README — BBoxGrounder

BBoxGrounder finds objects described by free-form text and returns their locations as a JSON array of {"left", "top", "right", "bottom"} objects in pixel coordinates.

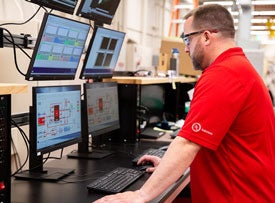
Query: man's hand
[
  {"left": 137, "top": 155, "right": 161, "bottom": 173},
  {"left": 93, "top": 190, "right": 148, "bottom": 203}
]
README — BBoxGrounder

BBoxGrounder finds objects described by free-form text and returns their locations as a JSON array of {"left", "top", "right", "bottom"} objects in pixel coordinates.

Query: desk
[
  {"left": 105, "top": 76, "right": 197, "bottom": 85},
  {"left": 11, "top": 141, "right": 190, "bottom": 203},
  {"left": 0, "top": 83, "right": 27, "bottom": 203},
  {"left": 0, "top": 83, "right": 28, "bottom": 95},
  {"left": 104, "top": 76, "right": 196, "bottom": 143}
]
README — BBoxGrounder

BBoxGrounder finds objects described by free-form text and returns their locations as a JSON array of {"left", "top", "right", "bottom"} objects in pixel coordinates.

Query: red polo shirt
[{"left": 178, "top": 47, "right": 275, "bottom": 202}]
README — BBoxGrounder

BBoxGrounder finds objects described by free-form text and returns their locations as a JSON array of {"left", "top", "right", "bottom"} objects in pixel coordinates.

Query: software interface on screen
[
  {"left": 79, "top": 27, "right": 125, "bottom": 79},
  {"left": 25, "top": 13, "right": 90, "bottom": 80},
  {"left": 27, "top": 0, "right": 78, "bottom": 14},
  {"left": 85, "top": 82, "right": 120, "bottom": 136},
  {"left": 76, "top": 0, "right": 121, "bottom": 24},
  {"left": 35, "top": 85, "right": 82, "bottom": 155}
]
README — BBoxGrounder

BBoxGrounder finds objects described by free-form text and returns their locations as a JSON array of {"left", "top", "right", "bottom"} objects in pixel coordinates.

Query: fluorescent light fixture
[
  {"left": 251, "top": 25, "right": 275, "bottom": 30},
  {"left": 252, "top": 11, "right": 275, "bottom": 16},
  {"left": 252, "top": 0, "right": 275, "bottom": 5},
  {"left": 203, "top": 1, "right": 233, "bottom": 6},
  {"left": 251, "top": 30, "right": 270, "bottom": 35},
  {"left": 251, "top": 19, "right": 268, "bottom": 23},
  {"left": 175, "top": 4, "right": 194, "bottom": 9},
  {"left": 237, "top": 0, "right": 251, "bottom": 5}
]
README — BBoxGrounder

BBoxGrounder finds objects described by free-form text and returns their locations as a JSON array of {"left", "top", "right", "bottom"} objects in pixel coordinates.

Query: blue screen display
[{"left": 26, "top": 13, "right": 90, "bottom": 80}]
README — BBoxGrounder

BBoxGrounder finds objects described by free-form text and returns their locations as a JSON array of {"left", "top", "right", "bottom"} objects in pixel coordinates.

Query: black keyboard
[
  {"left": 87, "top": 167, "right": 145, "bottom": 194},
  {"left": 132, "top": 148, "right": 166, "bottom": 165}
]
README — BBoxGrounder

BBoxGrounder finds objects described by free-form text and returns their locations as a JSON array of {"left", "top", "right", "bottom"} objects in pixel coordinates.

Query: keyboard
[
  {"left": 87, "top": 167, "right": 145, "bottom": 194},
  {"left": 132, "top": 148, "right": 166, "bottom": 165}
]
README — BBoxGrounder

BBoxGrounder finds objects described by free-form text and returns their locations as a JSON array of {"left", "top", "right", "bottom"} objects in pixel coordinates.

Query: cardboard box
[{"left": 159, "top": 37, "right": 201, "bottom": 76}]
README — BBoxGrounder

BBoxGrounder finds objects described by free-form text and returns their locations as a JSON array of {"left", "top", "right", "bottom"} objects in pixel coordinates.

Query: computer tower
[{"left": 0, "top": 95, "right": 11, "bottom": 203}]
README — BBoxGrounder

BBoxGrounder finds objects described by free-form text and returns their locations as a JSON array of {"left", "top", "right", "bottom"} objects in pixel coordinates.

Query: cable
[
  {"left": 10, "top": 119, "right": 30, "bottom": 176},
  {"left": 3, "top": 35, "right": 32, "bottom": 59},
  {"left": 0, "top": 6, "right": 45, "bottom": 27},
  {"left": 11, "top": 137, "right": 21, "bottom": 173},
  {"left": 1, "top": 28, "right": 26, "bottom": 77},
  {"left": 43, "top": 148, "right": 64, "bottom": 161}
]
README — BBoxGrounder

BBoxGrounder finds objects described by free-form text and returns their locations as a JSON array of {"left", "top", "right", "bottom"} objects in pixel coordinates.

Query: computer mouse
[
  {"left": 159, "top": 145, "right": 169, "bottom": 151},
  {"left": 135, "top": 163, "right": 154, "bottom": 171}
]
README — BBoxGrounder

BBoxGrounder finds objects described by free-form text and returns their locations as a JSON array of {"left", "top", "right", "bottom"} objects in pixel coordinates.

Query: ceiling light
[
  {"left": 251, "top": 0, "right": 275, "bottom": 5},
  {"left": 203, "top": 1, "right": 233, "bottom": 6},
  {"left": 252, "top": 11, "right": 275, "bottom": 16}
]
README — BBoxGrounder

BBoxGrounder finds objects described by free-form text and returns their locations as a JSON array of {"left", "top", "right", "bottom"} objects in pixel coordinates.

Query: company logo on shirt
[
  {"left": 192, "top": 123, "right": 201, "bottom": 132},
  {"left": 192, "top": 122, "right": 213, "bottom": 136}
]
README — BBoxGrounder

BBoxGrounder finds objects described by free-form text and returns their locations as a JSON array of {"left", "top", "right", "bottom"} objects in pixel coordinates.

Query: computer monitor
[
  {"left": 79, "top": 26, "right": 125, "bottom": 81},
  {"left": 68, "top": 82, "right": 120, "bottom": 159},
  {"left": 25, "top": 13, "right": 90, "bottom": 81},
  {"left": 26, "top": 0, "right": 78, "bottom": 14},
  {"left": 76, "top": 0, "right": 121, "bottom": 25},
  {"left": 15, "top": 85, "right": 82, "bottom": 181}
]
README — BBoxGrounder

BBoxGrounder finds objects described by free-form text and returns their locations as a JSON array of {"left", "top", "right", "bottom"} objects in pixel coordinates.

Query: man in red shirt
[{"left": 94, "top": 4, "right": 275, "bottom": 203}]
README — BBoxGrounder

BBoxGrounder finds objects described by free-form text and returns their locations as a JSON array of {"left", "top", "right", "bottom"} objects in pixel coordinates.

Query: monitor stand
[
  {"left": 14, "top": 167, "right": 74, "bottom": 182},
  {"left": 67, "top": 149, "right": 113, "bottom": 159},
  {"left": 14, "top": 153, "right": 74, "bottom": 182}
]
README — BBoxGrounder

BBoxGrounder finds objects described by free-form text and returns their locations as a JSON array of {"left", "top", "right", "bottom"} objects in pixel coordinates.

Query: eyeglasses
[
  {"left": 181, "top": 30, "right": 205, "bottom": 47},
  {"left": 181, "top": 29, "right": 219, "bottom": 47}
]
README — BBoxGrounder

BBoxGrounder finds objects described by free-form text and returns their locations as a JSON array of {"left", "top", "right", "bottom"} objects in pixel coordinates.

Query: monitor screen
[
  {"left": 79, "top": 26, "right": 125, "bottom": 80},
  {"left": 33, "top": 85, "right": 82, "bottom": 155},
  {"left": 14, "top": 85, "right": 82, "bottom": 181},
  {"left": 76, "top": 0, "right": 121, "bottom": 25},
  {"left": 84, "top": 82, "right": 120, "bottom": 137},
  {"left": 26, "top": 0, "right": 78, "bottom": 14},
  {"left": 25, "top": 13, "right": 90, "bottom": 81}
]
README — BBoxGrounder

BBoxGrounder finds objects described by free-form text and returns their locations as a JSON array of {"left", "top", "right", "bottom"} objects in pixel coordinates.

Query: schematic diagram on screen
[
  {"left": 36, "top": 91, "right": 81, "bottom": 149},
  {"left": 86, "top": 86, "right": 119, "bottom": 131}
]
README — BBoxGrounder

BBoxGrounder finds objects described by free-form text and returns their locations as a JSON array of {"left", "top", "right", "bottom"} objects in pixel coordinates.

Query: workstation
[{"left": 1, "top": 0, "right": 275, "bottom": 203}]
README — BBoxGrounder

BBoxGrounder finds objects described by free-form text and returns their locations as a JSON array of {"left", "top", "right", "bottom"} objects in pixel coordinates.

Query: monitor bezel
[
  {"left": 26, "top": 0, "right": 78, "bottom": 14},
  {"left": 32, "top": 85, "right": 82, "bottom": 155},
  {"left": 79, "top": 26, "right": 125, "bottom": 81},
  {"left": 76, "top": 0, "right": 121, "bottom": 25},
  {"left": 25, "top": 13, "right": 90, "bottom": 81}
]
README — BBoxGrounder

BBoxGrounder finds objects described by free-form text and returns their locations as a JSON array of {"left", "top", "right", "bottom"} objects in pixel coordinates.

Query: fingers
[
  {"left": 137, "top": 155, "right": 161, "bottom": 166},
  {"left": 145, "top": 167, "right": 156, "bottom": 173},
  {"left": 93, "top": 191, "right": 146, "bottom": 203},
  {"left": 137, "top": 155, "right": 153, "bottom": 165}
]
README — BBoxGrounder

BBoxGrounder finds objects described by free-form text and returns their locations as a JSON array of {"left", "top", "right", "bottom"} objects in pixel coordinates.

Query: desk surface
[
  {"left": 0, "top": 83, "right": 28, "bottom": 95},
  {"left": 104, "top": 76, "right": 197, "bottom": 85},
  {"left": 11, "top": 141, "right": 189, "bottom": 203}
]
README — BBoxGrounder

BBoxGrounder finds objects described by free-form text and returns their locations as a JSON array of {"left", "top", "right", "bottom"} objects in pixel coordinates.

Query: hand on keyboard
[
  {"left": 137, "top": 155, "right": 162, "bottom": 173},
  {"left": 93, "top": 190, "right": 146, "bottom": 203}
]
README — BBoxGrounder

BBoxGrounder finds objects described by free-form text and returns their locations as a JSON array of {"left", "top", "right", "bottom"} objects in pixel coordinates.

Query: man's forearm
[{"left": 139, "top": 136, "right": 200, "bottom": 202}]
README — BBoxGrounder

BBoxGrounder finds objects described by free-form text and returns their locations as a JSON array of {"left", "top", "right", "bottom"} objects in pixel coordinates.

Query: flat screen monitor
[
  {"left": 68, "top": 82, "right": 120, "bottom": 159},
  {"left": 79, "top": 26, "right": 125, "bottom": 81},
  {"left": 25, "top": 13, "right": 90, "bottom": 81},
  {"left": 15, "top": 85, "right": 82, "bottom": 181},
  {"left": 26, "top": 0, "right": 78, "bottom": 14},
  {"left": 76, "top": 0, "right": 121, "bottom": 25}
]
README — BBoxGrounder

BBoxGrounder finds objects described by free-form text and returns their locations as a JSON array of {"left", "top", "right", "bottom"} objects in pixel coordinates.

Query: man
[{"left": 94, "top": 4, "right": 275, "bottom": 203}]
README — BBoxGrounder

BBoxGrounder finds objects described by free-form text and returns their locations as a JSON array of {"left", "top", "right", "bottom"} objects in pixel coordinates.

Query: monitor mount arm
[{"left": 0, "top": 28, "right": 36, "bottom": 49}]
